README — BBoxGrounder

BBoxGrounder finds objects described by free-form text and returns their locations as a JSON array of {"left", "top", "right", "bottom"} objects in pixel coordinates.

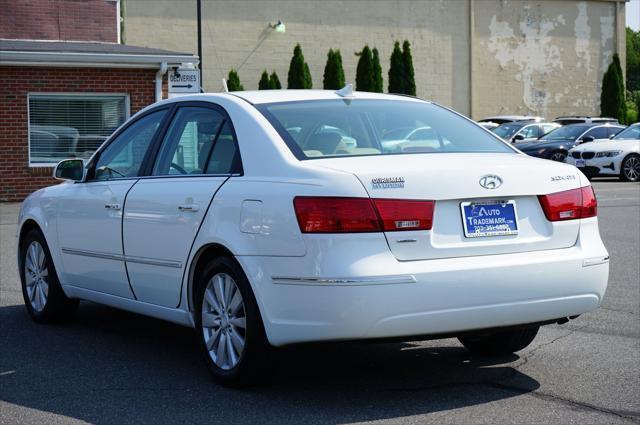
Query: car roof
[
  {"left": 227, "top": 90, "right": 427, "bottom": 105},
  {"left": 479, "top": 115, "right": 543, "bottom": 122},
  {"left": 562, "top": 122, "right": 623, "bottom": 128}
]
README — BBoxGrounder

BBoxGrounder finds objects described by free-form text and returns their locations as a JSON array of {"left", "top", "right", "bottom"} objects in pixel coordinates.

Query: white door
[
  {"left": 57, "top": 108, "right": 168, "bottom": 297},
  {"left": 123, "top": 105, "right": 241, "bottom": 307}
]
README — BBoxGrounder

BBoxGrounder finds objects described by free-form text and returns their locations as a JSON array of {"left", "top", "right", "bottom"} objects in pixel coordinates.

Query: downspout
[{"left": 155, "top": 61, "right": 168, "bottom": 102}]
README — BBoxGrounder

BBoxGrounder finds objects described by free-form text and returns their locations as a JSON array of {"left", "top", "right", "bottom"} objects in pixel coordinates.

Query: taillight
[
  {"left": 293, "top": 197, "right": 435, "bottom": 233},
  {"left": 373, "top": 199, "right": 434, "bottom": 231},
  {"left": 538, "top": 186, "right": 597, "bottom": 221},
  {"left": 293, "top": 197, "right": 380, "bottom": 233}
]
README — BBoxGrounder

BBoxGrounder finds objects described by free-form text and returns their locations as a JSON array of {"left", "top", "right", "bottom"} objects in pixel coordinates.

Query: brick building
[{"left": 0, "top": 0, "right": 198, "bottom": 201}]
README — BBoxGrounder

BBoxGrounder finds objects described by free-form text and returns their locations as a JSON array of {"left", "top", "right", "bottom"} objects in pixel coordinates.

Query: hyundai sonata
[{"left": 18, "top": 88, "right": 609, "bottom": 386}]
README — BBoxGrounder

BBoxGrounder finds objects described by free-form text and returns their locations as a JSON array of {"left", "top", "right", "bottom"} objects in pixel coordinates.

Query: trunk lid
[{"left": 308, "top": 153, "right": 583, "bottom": 260}]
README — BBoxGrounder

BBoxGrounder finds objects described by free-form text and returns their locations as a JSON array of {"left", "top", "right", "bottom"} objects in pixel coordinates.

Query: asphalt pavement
[{"left": 0, "top": 180, "right": 638, "bottom": 424}]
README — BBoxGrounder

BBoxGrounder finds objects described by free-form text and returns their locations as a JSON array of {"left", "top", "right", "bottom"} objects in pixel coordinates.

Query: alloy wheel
[
  {"left": 24, "top": 241, "right": 49, "bottom": 312},
  {"left": 549, "top": 152, "right": 566, "bottom": 162},
  {"left": 623, "top": 156, "right": 640, "bottom": 181},
  {"left": 201, "top": 273, "right": 246, "bottom": 370}
]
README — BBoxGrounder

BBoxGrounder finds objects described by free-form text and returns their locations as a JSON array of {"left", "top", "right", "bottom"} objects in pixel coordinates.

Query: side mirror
[
  {"left": 609, "top": 134, "right": 615, "bottom": 139},
  {"left": 513, "top": 134, "right": 525, "bottom": 141},
  {"left": 54, "top": 159, "right": 85, "bottom": 182},
  {"left": 580, "top": 136, "right": 594, "bottom": 143}
]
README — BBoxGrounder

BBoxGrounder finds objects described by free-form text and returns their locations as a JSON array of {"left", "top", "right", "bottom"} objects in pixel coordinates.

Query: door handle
[
  {"left": 104, "top": 203, "right": 121, "bottom": 210},
  {"left": 178, "top": 204, "right": 199, "bottom": 212}
]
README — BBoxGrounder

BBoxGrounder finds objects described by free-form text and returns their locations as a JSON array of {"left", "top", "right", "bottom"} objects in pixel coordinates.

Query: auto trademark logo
[{"left": 371, "top": 177, "right": 405, "bottom": 189}]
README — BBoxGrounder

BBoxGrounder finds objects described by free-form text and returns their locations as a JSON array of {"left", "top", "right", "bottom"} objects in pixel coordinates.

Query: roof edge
[{"left": 0, "top": 50, "right": 199, "bottom": 67}]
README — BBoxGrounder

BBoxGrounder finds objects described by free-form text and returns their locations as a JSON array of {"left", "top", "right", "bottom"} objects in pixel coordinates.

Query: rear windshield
[{"left": 256, "top": 99, "right": 515, "bottom": 159}]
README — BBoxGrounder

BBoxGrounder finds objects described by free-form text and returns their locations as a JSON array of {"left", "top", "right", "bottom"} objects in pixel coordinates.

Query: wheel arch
[
  {"left": 186, "top": 242, "right": 272, "bottom": 340},
  {"left": 186, "top": 242, "right": 241, "bottom": 313},
  {"left": 17, "top": 218, "right": 46, "bottom": 270},
  {"left": 18, "top": 219, "right": 42, "bottom": 249}
]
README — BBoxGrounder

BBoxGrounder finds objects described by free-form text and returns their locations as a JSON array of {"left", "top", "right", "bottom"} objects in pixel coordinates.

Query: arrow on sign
[{"left": 172, "top": 84, "right": 193, "bottom": 89}]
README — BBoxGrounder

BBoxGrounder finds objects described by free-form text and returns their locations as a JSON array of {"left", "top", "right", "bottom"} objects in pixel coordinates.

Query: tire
[
  {"left": 548, "top": 151, "right": 566, "bottom": 162},
  {"left": 458, "top": 326, "right": 539, "bottom": 357},
  {"left": 620, "top": 154, "right": 640, "bottom": 182},
  {"left": 19, "top": 228, "right": 78, "bottom": 323},
  {"left": 194, "top": 256, "right": 270, "bottom": 387}
]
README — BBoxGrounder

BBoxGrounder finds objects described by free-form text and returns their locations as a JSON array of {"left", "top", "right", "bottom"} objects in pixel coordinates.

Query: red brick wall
[
  {"left": 0, "top": 66, "right": 158, "bottom": 202},
  {"left": 0, "top": 0, "right": 118, "bottom": 42}
]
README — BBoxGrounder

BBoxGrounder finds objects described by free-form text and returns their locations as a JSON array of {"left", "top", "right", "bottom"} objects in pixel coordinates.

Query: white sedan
[
  {"left": 566, "top": 123, "right": 640, "bottom": 181},
  {"left": 17, "top": 89, "right": 609, "bottom": 386}
]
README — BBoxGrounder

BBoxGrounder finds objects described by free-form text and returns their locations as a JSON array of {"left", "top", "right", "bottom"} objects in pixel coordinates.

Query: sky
[{"left": 628, "top": 0, "right": 640, "bottom": 31}]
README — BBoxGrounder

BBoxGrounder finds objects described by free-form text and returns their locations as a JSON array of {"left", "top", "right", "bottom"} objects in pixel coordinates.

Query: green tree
[
  {"left": 288, "top": 44, "right": 312, "bottom": 89},
  {"left": 402, "top": 40, "right": 416, "bottom": 96},
  {"left": 269, "top": 71, "right": 282, "bottom": 89},
  {"left": 355, "top": 45, "right": 374, "bottom": 92},
  {"left": 372, "top": 47, "right": 383, "bottom": 93},
  {"left": 600, "top": 56, "right": 625, "bottom": 122},
  {"left": 258, "top": 70, "right": 270, "bottom": 90},
  {"left": 323, "top": 49, "right": 346, "bottom": 89},
  {"left": 304, "top": 63, "right": 313, "bottom": 89},
  {"left": 227, "top": 69, "right": 244, "bottom": 91},
  {"left": 626, "top": 96, "right": 638, "bottom": 124},
  {"left": 388, "top": 41, "right": 405, "bottom": 94},
  {"left": 626, "top": 27, "right": 640, "bottom": 92},
  {"left": 612, "top": 54, "right": 627, "bottom": 122}
]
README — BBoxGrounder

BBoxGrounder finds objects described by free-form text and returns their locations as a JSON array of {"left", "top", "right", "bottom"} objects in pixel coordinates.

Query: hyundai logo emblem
[{"left": 479, "top": 174, "right": 503, "bottom": 189}]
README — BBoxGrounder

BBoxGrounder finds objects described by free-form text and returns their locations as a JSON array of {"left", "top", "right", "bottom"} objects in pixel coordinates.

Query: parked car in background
[
  {"left": 566, "top": 123, "right": 640, "bottom": 181},
  {"left": 478, "top": 115, "right": 544, "bottom": 125},
  {"left": 380, "top": 126, "right": 444, "bottom": 152},
  {"left": 17, "top": 90, "right": 609, "bottom": 386},
  {"left": 553, "top": 116, "right": 618, "bottom": 126},
  {"left": 478, "top": 115, "right": 544, "bottom": 130},
  {"left": 492, "top": 121, "right": 560, "bottom": 143},
  {"left": 518, "top": 123, "right": 625, "bottom": 162},
  {"left": 479, "top": 122, "right": 499, "bottom": 131}
]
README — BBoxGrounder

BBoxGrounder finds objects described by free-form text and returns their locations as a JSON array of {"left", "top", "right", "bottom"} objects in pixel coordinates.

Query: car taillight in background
[
  {"left": 293, "top": 197, "right": 435, "bottom": 233},
  {"left": 538, "top": 186, "right": 597, "bottom": 221}
]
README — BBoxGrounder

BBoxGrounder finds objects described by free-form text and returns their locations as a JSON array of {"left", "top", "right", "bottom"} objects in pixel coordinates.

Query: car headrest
[{"left": 305, "top": 132, "right": 342, "bottom": 155}]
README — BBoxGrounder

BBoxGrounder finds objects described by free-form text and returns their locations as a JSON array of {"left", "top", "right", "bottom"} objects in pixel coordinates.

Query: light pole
[{"left": 197, "top": 0, "right": 203, "bottom": 91}]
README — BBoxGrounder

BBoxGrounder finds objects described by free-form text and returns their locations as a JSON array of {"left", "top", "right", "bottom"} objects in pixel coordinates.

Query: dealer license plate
[
  {"left": 461, "top": 200, "right": 519, "bottom": 238},
  {"left": 576, "top": 159, "right": 586, "bottom": 167}
]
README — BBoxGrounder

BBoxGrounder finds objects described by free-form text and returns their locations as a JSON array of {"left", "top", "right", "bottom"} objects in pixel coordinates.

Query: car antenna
[
  {"left": 335, "top": 83, "right": 354, "bottom": 98},
  {"left": 222, "top": 78, "right": 229, "bottom": 93}
]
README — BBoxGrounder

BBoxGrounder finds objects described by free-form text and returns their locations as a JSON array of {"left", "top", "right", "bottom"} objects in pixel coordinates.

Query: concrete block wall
[
  {"left": 124, "top": 0, "right": 471, "bottom": 115},
  {"left": 473, "top": 0, "right": 623, "bottom": 120},
  {"left": 123, "top": 0, "right": 626, "bottom": 120}
]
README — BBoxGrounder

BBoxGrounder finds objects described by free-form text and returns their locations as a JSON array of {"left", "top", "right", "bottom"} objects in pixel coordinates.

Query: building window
[{"left": 28, "top": 93, "right": 130, "bottom": 166}]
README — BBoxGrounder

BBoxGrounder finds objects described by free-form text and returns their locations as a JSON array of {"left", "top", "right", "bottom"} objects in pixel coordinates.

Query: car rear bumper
[
  {"left": 238, "top": 218, "right": 609, "bottom": 346},
  {"left": 565, "top": 156, "right": 620, "bottom": 176}
]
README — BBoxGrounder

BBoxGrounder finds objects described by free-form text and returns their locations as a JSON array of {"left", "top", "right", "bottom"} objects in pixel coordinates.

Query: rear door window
[
  {"left": 519, "top": 125, "right": 540, "bottom": 139},
  {"left": 152, "top": 106, "right": 225, "bottom": 175},
  {"left": 584, "top": 127, "right": 608, "bottom": 140}
]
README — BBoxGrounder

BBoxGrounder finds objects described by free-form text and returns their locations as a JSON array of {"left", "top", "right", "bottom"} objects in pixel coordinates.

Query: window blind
[{"left": 28, "top": 94, "right": 128, "bottom": 166}]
